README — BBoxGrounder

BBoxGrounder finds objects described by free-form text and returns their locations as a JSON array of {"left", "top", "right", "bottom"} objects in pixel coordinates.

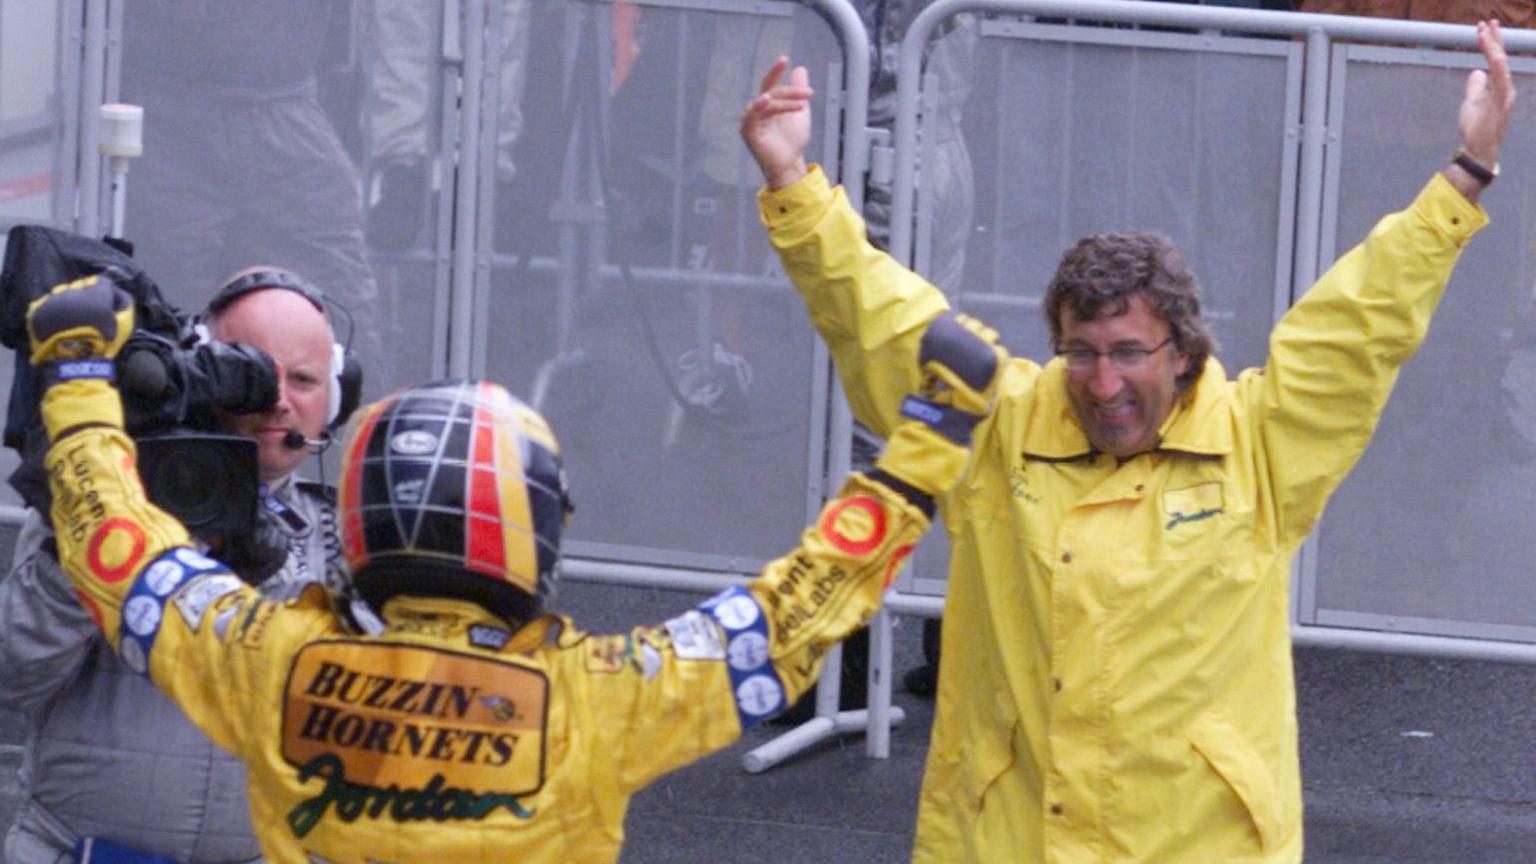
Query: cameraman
[{"left": 0, "top": 267, "right": 351, "bottom": 863}]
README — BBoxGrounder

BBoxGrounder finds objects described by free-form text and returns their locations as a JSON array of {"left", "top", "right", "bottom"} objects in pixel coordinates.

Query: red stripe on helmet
[
  {"left": 465, "top": 383, "right": 506, "bottom": 576},
  {"left": 340, "top": 399, "right": 386, "bottom": 568}
]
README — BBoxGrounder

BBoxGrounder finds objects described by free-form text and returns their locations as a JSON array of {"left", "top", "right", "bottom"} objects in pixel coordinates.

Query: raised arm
[
  {"left": 25, "top": 273, "right": 278, "bottom": 752},
  {"left": 1441, "top": 20, "right": 1516, "bottom": 203},
  {"left": 744, "top": 59, "right": 969, "bottom": 435},
  {"left": 1254, "top": 19, "right": 1515, "bottom": 538},
  {"left": 741, "top": 56, "right": 813, "bottom": 190},
  {"left": 590, "top": 316, "right": 1007, "bottom": 790}
]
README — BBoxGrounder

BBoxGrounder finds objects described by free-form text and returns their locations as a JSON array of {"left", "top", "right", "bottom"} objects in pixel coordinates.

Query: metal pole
[
  {"left": 448, "top": 0, "right": 487, "bottom": 378},
  {"left": 76, "top": 0, "right": 109, "bottom": 237}
]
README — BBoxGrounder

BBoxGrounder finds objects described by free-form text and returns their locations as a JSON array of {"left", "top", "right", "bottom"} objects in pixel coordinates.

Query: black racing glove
[
  {"left": 27, "top": 272, "right": 135, "bottom": 441},
  {"left": 869, "top": 312, "right": 1008, "bottom": 510}
]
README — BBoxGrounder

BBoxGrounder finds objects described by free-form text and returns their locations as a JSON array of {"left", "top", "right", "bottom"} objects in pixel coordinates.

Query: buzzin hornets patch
[{"left": 281, "top": 641, "right": 548, "bottom": 837}]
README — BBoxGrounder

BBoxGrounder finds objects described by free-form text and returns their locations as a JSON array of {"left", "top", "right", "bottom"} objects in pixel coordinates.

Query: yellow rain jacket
[
  {"left": 40, "top": 372, "right": 958, "bottom": 863},
  {"left": 761, "top": 166, "right": 1484, "bottom": 862}
]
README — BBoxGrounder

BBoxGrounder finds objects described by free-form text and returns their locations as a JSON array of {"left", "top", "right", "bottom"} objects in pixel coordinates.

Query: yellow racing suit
[
  {"left": 39, "top": 349, "right": 972, "bottom": 863},
  {"left": 760, "top": 166, "right": 1485, "bottom": 862}
]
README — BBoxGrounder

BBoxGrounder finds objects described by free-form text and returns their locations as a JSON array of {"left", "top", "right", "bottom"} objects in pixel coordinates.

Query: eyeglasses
[{"left": 1056, "top": 336, "right": 1174, "bottom": 371}]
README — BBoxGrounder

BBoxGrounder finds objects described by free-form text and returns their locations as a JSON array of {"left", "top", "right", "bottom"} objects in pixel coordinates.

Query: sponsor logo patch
[
  {"left": 390, "top": 429, "right": 439, "bottom": 455},
  {"left": 174, "top": 574, "right": 246, "bottom": 631},
  {"left": 585, "top": 635, "right": 628, "bottom": 674},
  {"left": 701, "top": 587, "right": 784, "bottom": 728},
  {"left": 123, "top": 595, "right": 162, "bottom": 637},
  {"left": 119, "top": 637, "right": 147, "bottom": 673},
  {"left": 281, "top": 642, "right": 547, "bottom": 837},
  {"left": 735, "top": 674, "right": 785, "bottom": 718},
  {"left": 143, "top": 560, "right": 187, "bottom": 596},
  {"left": 173, "top": 548, "right": 220, "bottom": 571},
  {"left": 212, "top": 597, "right": 246, "bottom": 641},
  {"left": 1163, "top": 482, "right": 1225, "bottom": 531},
  {"left": 236, "top": 600, "right": 279, "bottom": 649},
  {"left": 664, "top": 611, "right": 725, "bottom": 661},
  {"left": 468, "top": 625, "right": 511, "bottom": 651},
  {"left": 86, "top": 518, "right": 147, "bottom": 584},
  {"left": 818, "top": 495, "right": 887, "bottom": 557},
  {"left": 726, "top": 631, "right": 770, "bottom": 672}
]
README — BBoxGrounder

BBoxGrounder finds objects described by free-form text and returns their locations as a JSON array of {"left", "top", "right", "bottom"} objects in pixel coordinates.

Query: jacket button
[
  {"left": 1050, "top": 803, "right": 1064, "bottom": 816},
  {"left": 1053, "top": 677, "right": 1062, "bottom": 692},
  {"left": 1060, "top": 551, "right": 1072, "bottom": 564}
]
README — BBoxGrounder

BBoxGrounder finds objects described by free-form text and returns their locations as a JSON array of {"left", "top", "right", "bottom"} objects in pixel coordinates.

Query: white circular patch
[
  {"left": 735, "top": 674, "right": 783, "bottom": 717},
  {"left": 174, "top": 548, "right": 216, "bottom": 570},
  {"left": 144, "top": 561, "right": 186, "bottom": 596},
  {"left": 390, "top": 429, "right": 439, "bottom": 455},
  {"left": 123, "top": 596, "right": 162, "bottom": 636},
  {"left": 119, "top": 637, "right": 146, "bottom": 674},
  {"left": 727, "top": 631, "right": 770, "bottom": 672},
  {"left": 713, "top": 595, "right": 760, "bottom": 631}
]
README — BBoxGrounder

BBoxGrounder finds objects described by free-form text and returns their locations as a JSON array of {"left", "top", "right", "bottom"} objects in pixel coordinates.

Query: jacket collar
[{"left": 1021, "top": 356, "right": 1233, "bottom": 461}]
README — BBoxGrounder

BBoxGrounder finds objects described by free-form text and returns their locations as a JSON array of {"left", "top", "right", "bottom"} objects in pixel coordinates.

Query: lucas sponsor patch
[{"left": 280, "top": 642, "right": 548, "bottom": 836}]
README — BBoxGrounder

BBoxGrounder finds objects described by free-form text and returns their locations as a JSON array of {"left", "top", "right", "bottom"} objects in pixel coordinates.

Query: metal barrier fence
[
  {"left": 0, "top": 0, "right": 888, "bottom": 767},
  {"left": 891, "top": 0, "right": 1536, "bottom": 665},
  {"left": 9, "top": 0, "right": 1536, "bottom": 773}
]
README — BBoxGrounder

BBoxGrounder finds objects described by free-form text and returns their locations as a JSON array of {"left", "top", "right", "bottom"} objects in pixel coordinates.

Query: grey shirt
[{"left": 0, "top": 476, "right": 341, "bottom": 863}]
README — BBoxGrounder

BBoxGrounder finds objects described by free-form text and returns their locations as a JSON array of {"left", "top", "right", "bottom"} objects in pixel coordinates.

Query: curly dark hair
[{"left": 1043, "top": 231, "right": 1217, "bottom": 392}]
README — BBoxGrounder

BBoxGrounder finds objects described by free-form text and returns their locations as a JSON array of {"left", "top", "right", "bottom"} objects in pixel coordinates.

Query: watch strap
[{"left": 1452, "top": 147, "right": 1499, "bottom": 186}]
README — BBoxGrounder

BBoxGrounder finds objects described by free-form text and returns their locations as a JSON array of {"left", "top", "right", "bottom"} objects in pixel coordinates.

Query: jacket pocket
[
  {"left": 1187, "top": 710, "right": 1287, "bottom": 852},
  {"left": 959, "top": 689, "right": 1018, "bottom": 811}
]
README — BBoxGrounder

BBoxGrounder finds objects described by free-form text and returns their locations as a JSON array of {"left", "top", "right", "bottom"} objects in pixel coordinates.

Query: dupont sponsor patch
[
  {"left": 174, "top": 574, "right": 246, "bottom": 631},
  {"left": 664, "top": 610, "right": 725, "bottom": 661}
]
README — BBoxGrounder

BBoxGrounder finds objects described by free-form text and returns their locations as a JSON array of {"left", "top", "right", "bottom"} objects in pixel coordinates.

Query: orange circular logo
[
  {"left": 87, "top": 518, "right": 147, "bottom": 584},
  {"left": 819, "top": 496, "right": 887, "bottom": 556}
]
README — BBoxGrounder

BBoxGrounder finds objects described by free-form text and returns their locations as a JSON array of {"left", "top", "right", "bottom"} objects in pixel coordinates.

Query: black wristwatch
[{"left": 1452, "top": 147, "right": 1499, "bottom": 187}]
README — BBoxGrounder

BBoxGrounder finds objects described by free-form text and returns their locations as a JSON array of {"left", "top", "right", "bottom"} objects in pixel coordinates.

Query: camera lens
[
  {"left": 151, "top": 450, "right": 222, "bottom": 527},
  {"left": 136, "top": 433, "right": 259, "bottom": 537}
]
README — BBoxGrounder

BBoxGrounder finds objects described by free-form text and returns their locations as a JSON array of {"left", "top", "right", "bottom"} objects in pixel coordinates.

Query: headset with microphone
[{"left": 203, "top": 268, "right": 364, "bottom": 450}]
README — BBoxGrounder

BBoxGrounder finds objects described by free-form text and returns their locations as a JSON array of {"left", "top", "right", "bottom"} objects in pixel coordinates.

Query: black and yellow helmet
[{"left": 339, "top": 379, "right": 572, "bottom": 629}]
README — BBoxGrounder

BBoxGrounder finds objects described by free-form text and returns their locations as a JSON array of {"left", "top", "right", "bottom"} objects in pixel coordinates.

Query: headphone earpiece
[
  {"left": 332, "top": 345, "right": 363, "bottom": 431},
  {"left": 206, "top": 268, "right": 364, "bottom": 432}
]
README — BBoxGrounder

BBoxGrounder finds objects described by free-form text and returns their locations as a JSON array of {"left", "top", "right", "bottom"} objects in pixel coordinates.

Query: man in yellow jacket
[
  {"left": 24, "top": 270, "right": 1004, "bottom": 860},
  {"left": 739, "top": 19, "right": 1514, "bottom": 863}
]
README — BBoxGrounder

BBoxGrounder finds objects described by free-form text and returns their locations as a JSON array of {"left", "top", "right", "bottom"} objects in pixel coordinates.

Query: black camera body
[{"left": 0, "top": 225, "right": 278, "bottom": 543}]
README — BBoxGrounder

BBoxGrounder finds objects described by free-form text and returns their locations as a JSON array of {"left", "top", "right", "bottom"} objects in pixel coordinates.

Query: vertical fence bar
[
  {"left": 448, "top": 0, "right": 486, "bottom": 378},
  {"left": 75, "top": 0, "right": 108, "bottom": 236}
]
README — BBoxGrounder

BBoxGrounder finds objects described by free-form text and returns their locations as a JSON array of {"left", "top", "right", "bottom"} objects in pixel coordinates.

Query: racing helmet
[{"left": 339, "top": 379, "right": 572, "bottom": 628}]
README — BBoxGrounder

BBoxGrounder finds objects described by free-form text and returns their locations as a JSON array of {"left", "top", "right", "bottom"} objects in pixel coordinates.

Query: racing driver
[{"left": 24, "top": 270, "right": 1004, "bottom": 863}]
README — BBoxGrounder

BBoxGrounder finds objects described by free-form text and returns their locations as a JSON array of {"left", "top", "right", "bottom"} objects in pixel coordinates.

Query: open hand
[
  {"left": 1460, "top": 19, "right": 1517, "bottom": 167},
  {"left": 740, "top": 57, "right": 814, "bottom": 190}
]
